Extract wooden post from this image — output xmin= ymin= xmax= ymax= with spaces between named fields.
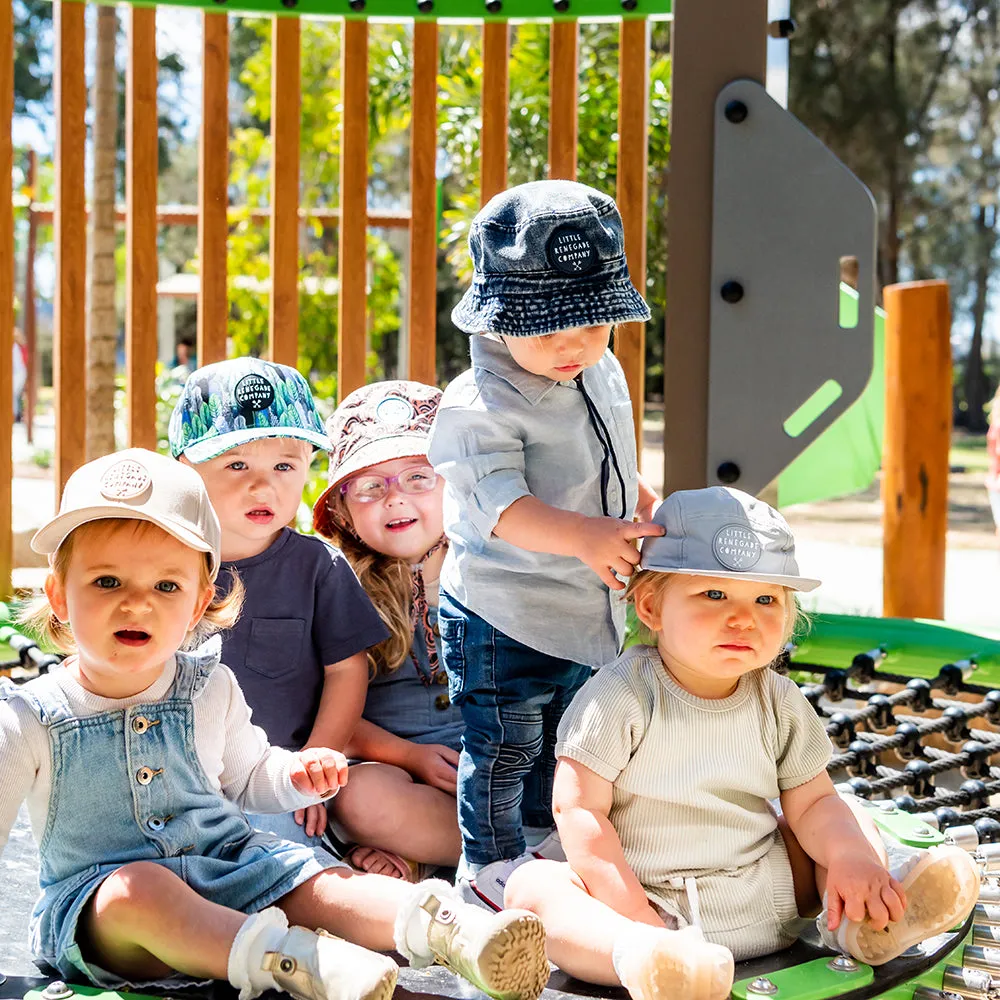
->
xmin=24 ymin=150 xmax=38 ymax=445
xmin=268 ymin=16 xmax=301 ymax=369
xmin=126 ymin=6 xmax=159 ymax=450
xmin=480 ymin=22 xmax=509 ymax=206
xmin=54 ymin=0 xmax=88 ymax=498
xmin=338 ymin=18 xmax=368 ymax=399
xmin=548 ymin=21 xmax=578 ymax=180
xmin=198 ymin=12 xmax=229 ymax=365
xmin=407 ymin=21 xmax=438 ymax=386
xmin=882 ymin=280 xmax=951 ymax=619
xmin=1 ymin=0 xmax=13 ymax=597
xmin=616 ymin=18 xmax=650 ymax=459
xmin=663 ymin=0 xmax=767 ymax=493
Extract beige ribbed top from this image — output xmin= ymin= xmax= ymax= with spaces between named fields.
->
xmin=555 ymin=645 xmax=831 ymax=888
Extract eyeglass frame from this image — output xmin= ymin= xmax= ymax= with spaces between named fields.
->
xmin=339 ymin=464 xmax=440 ymax=503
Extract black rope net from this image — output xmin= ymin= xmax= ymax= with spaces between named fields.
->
xmin=783 ymin=648 xmax=1000 ymax=842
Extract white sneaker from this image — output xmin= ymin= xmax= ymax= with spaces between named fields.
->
xmin=421 ymin=891 xmax=551 ymax=1000
xmin=818 ymin=844 xmax=980 ymax=966
xmin=530 ymin=830 xmax=566 ymax=863
xmin=458 ymin=854 xmax=536 ymax=911
xmin=263 ymin=926 xmax=398 ymax=1000
xmin=616 ymin=925 xmax=734 ymax=1000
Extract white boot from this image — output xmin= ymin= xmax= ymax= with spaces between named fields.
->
xmin=395 ymin=879 xmax=550 ymax=1000
xmin=817 ymin=844 xmax=980 ymax=966
xmin=229 ymin=907 xmax=398 ymax=1000
xmin=612 ymin=924 xmax=734 ymax=1000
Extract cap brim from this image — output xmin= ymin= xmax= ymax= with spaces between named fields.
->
xmin=32 ymin=507 xmax=221 ymax=580
xmin=313 ymin=433 xmax=432 ymax=538
xmin=638 ymin=565 xmax=821 ymax=593
xmin=452 ymin=278 xmax=651 ymax=337
xmin=179 ymin=426 xmax=332 ymax=464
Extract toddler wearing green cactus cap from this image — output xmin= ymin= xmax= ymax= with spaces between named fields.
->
xmin=169 ymin=358 xmax=390 ymax=849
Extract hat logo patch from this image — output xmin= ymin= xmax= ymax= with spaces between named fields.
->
xmin=100 ymin=459 xmax=153 ymax=501
xmin=712 ymin=524 xmax=762 ymax=571
xmin=546 ymin=226 xmax=599 ymax=275
xmin=234 ymin=373 xmax=275 ymax=412
xmin=375 ymin=396 xmax=416 ymax=427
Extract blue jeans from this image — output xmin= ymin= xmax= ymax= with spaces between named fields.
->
xmin=438 ymin=589 xmax=592 ymax=867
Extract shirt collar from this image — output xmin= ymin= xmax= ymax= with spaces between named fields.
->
xmin=470 ymin=335 xmax=569 ymax=405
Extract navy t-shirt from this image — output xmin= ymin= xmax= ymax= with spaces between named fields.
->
xmin=218 ymin=528 xmax=389 ymax=751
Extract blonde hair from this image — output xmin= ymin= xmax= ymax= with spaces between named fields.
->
xmin=20 ymin=519 xmax=243 ymax=653
xmin=316 ymin=489 xmax=413 ymax=675
xmin=626 ymin=570 xmax=802 ymax=653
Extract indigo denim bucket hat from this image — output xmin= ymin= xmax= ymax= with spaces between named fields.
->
xmin=313 ymin=380 xmax=441 ymax=539
xmin=451 ymin=180 xmax=651 ymax=337
xmin=639 ymin=487 xmax=821 ymax=592
xmin=168 ymin=357 xmax=331 ymax=463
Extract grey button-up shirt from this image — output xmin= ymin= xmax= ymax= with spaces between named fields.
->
xmin=427 ymin=336 xmax=639 ymax=667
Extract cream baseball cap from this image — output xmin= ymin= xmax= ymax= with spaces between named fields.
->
xmin=32 ymin=448 xmax=222 ymax=580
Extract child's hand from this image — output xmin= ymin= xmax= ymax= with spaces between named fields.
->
xmin=824 ymin=854 xmax=907 ymax=932
xmin=407 ymin=743 xmax=460 ymax=793
xmin=294 ymin=802 xmax=328 ymax=838
xmin=290 ymin=747 xmax=349 ymax=800
xmin=576 ymin=516 xmax=665 ymax=590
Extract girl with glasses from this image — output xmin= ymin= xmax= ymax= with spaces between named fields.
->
xmin=312 ymin=381 xmax=464 ymax=883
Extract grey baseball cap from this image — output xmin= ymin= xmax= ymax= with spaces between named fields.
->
xmin=639 ymin=486 xmax=821 ymax=592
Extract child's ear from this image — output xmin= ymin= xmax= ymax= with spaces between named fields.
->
xmin=632 ymin=584 xmax=662 ymax=634
xmin=189 ymin=584 xmax=215 ymax=632
xmin=44 ymin=572 xmax=68 ymax=623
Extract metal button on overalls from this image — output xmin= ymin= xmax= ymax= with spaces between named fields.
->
xmin=131 ymin=716 xmax=155 ymax=734
xmin=146 ymin=816 xmax=165 ymax=832
xmin=135 ymin=766 xmax=161 ymax=785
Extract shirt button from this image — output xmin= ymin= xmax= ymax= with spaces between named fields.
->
xmin=435 ymin=672 xmax=448 ymax=686
xmin=135 ymin=766 xmax=161 ymax=785
xmin=131 ymin=716 xmax=151 ymax=734
xmin=147 ymin=816 xmax=165 ymax=831
xmin=434 ymin=693 xmax=450 ymax=711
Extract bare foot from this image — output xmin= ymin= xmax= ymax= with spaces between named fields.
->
xmin=347 ymin=845 xmax=419 ymax=881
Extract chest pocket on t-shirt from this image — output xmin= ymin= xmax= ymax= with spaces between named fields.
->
xmin=245 ymin=618 xmax=306 ymax=677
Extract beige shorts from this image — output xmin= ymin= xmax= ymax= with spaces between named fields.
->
xmin=645 ymin=833 xmax=804 ymax=961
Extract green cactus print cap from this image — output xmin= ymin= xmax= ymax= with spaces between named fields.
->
xmin=168 ymin=357 xmax=331 ymax=463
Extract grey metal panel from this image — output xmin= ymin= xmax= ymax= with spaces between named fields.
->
xmin=707 ymin=79 xmax=877 ymax=495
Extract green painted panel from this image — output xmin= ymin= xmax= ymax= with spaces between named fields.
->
xmin=26 ymin=989 xmax=164 ymax=1000
xmin=732 ymin=957 xmax=873 ymax=1000
xmin=73 ymin=0 xmax=670 ymax=19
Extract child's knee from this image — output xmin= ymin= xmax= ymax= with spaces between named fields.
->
xmin=504 ymin=858 xmax=565 ymax=911
xmin=91 ymin=861 xmax=182 ymax=918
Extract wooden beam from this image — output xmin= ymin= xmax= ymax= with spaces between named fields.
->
xmin=548 ymin=20 xmax=578 ymax=180
xmin=616 ymin=18 xmax=650 ymax=458
xmin=126 ymin=6 xmax=159 ymax=451
xmin=198 ymin=12 xmax=229 ymax=366
xmin=663 ymin=0 xmax=767 ymax=493
xmin=24 ymin=151 xmax=38 ymax=446
xmin=1 ymin=0 xmax=13 ymax=596
xmin=882 ymin=280 xmax=951 ymax=620
xmin=268 ymin=17 xmax=301 ymax=369
xmin=54 ymin=0 xmax=87 ymax=498
xmin=480 ymin=22 xmax=509 ymax=206
xmin=338 ymin=18 xmax=368 ymax=400
xmin=408 ymin=20 xmax=438 ymax=386
xmin=30 ymin=204 xmax=412 ymax=229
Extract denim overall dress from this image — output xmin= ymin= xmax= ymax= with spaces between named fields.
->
xmin=0 ymin=639 xmax=339 ymax=987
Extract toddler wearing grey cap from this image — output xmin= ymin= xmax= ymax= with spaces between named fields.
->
xmin=427 ymin=180 xmax=663 ymax=907
xmin=505 ymin=487 xmax=980 ymax=1000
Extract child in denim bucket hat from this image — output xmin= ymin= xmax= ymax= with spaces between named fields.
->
xmin=169 ymin=358 xmax=390 ymax=849
xmin=311 ymin=380 xmax=464 ymax=882
xmin=427 ymin=180 xmax=664 ymax=908
xmin=505 ymin=487 xmax=979 ymax=1000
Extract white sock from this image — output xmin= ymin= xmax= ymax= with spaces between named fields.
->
xmin=456 ymin=855 xmax=484 ymax=881
xmin=523 ymin=826 xmax=551 ymax=849
xmin=228 ymin=907 xmax=289 ymax=1000
xmin=611 ymin=923 xmax=674 ymax=989
xmin=393 ymin=878 xmax=456 ymax=969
